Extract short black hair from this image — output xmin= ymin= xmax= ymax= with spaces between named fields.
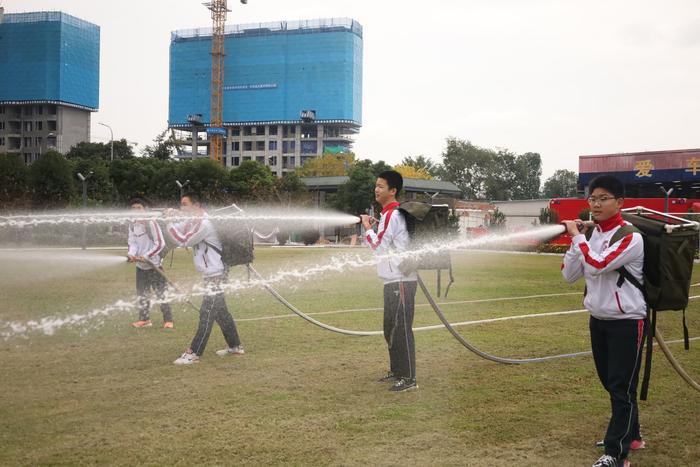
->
xmin=589 ymin=175 xmax=625 ymax=198
xmin=182 ymin=192 xmax=201 ymax=205
xmin=129 ymin=197 xmax=148 ymax=208
xmin=378 ymin=170 xmax=403 ymax=194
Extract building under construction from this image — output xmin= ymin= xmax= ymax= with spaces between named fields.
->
xmin=168 ymin=18 xmax=363 ymax=176
xmin=0 ymin=10 xmax=100 ymax=163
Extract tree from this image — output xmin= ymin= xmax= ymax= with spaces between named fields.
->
xmin=28 ymin=150 xmax=75 ymax=207
xmin=513 ymin=152 xmax=542 ymax=199
xmin=488 ymin=207 xmax=507 ymax=231
xmin=275 ymin=172 xmax=309 ymax=206
xmin=539 ymin=207 xmax=559 ymax=225
xmin=543 ymin=169 xmax=578 ymax=198
xmin=229 ymin=160 xmax=276 ymax=202
xmin=179 ymin=158 xmax=232 ymax=204
xmin=394 ymin=164 xmax=433 ymax=180
xmin=142 ymin=130 xmax=183 ymax=160
xmin=333 ymin=161 xmax=377 ymax=215
xmin=439 ymin=137 xmax=495 ymax=200
xmin=71 ymin=157 xmax=115 ymax=205
xmin=297 ymin=153 xmax=355 ymax=177
xmin=401 ymin=155 xmax=440 ymax=176
xmin=0 ymin=153 xmax=29 ymax=209
xmin=66 ymin=139 xmax=134 ymax=161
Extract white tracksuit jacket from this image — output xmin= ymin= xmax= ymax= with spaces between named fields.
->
xmin=127 ymin=220 xmax=166 ymax=270
xmin=364 ymin=201 xmax=417 ymax=284
xmin=167 ymin=215 xmax=225 ymax=278
xmin=562 ymin=213 xmax=646 ymax=320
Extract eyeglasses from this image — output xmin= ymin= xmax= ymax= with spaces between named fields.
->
xmin=587 ymin=196 xmax=617 ymax=204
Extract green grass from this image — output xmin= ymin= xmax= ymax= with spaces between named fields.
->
xmin=0 ymin=248 xmax=698 ymax=466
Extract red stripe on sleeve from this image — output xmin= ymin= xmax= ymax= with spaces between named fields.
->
xmin=579 ymin=233 xmax=633 ymax=269
xmin=147 ymin=221 xmax=163 ymax=257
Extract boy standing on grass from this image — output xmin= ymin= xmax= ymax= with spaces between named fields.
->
xmin=561 ymin=175 xmax=646 ymax=467
xmin=165 ymin=193 xmax=244 ymax=365
xmin=360 ymin=170 xmax=418 ymax=392
xmin=127 ymin=198 xmax=173 ymax=329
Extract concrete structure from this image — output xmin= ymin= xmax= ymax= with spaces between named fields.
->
xmin=0 ymin=10 xmax=100 ymax=163
xmin=492 ymin=199 xmax=549 ymax=229
xmin=579 ymin=148 xmax=700 ymax=198
xmin=168 ymin=18 xmax=362 ymax=176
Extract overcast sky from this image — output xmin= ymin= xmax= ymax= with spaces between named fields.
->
xmin=5 ymin=0 xmax=700 ymax=180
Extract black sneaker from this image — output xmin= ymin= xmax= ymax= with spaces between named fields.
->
xmin=377 ymin=371 xmax=397 ymax=383
xmin=389 ymin=377 xmax=418 ymax=392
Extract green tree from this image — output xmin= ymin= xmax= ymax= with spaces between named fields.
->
xmin=28 ymin=151 xmax=75 ymax=207
xmin=401 ymin=155 xmax=440 ymax=176
xmin=66 ymin=139 xmax=134 ymax=161
xmin=0 ymin=153 xmax=29 ymax=209
xmin=142 ymin=130 xmax=183 ymax=161
xmin=297 ymin=153 xmax=355 ymax=177
xmin=543 ymin=169 xmax=578 ymax=198
xmin=513 ymin=152 xmax=542 ymax=199
xmin=488 ymin=207 xmax=507 ymax=231
xmin=275 ymin=172 xmax=309 ymax=206
xmin=539 ymin=207 xmax=559 ymax=224
xmin=229 ymin=160 xmax=276 ymax=202
xmin=179 ymin=159 xmax=232 ymax=204
xmin=439 ymin=137 xmax=495 ymax=200
xmin=333 ymin=161 xmax=377 ymax=215
xmin=72 ymin=157 xmax=115 ymax=205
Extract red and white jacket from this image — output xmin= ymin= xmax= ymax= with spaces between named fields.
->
xmin=562 ymin=213 xmax=646 ymax=320
xmin=364 ymin=201 xmax=417 ymax=284
xmin=127 ymin=220 xmax=166 ymax=270
xmin=167 ymin=215 xmax=225 ymax=278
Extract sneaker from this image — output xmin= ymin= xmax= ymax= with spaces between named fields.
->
xmin=215 ymin=345 xmax=245 ymax=357
xmin=131 ymin=320 xmax=153 ymax=328
xmin=596 ymin=439 xmax=645 ymax=450
xmin=173 ymin=351 xmax=200 ymax=365
xmin=389 ymin=377 xmax=418 ymax=392
xmin=163 ymin=322 xmax=174 ymax=329
xmin=592 ymin=455 xmax=630 ymax=467
xmin=377 ymin=371 xmax=397 ymax=383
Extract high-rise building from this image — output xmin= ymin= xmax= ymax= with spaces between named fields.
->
xmin=168 ymin=18 xmax=362 ymax=176
xmin=0 ymin=9 xmax=100 ymax=164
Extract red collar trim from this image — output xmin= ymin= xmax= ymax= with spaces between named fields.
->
xmin=381 ymin=201 xmax=400 ymax=215
xmin=595 ymin=213 xmax=624 ymax=232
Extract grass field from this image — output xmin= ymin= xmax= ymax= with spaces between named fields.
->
xmin=0 ymin=247 xmax=698 ymax=466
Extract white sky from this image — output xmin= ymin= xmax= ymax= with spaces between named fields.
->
xmin=5 ymin=0 xmax=700 ymax=180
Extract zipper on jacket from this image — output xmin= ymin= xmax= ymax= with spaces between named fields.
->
xmin=614 ymin=291 xmax=625 ymax=313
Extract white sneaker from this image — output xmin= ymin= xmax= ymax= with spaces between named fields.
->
xmin=173 ymin=351 xmax=200 ymax=365
xmin=215 ymin=345 xmax=245 ymax=356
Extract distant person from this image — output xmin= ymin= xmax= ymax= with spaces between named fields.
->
xmin=561 ymin=175 xmax=646 ymax=467
xmin=127 ymin=198 xmax=173 ymax=329
xmin=165 ymin=193 xmax=244 ymax=365
xmin=360 ymin=170 xmax=418 ymax=392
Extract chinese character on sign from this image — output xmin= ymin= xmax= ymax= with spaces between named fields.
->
xmin=634 ymin=160 xmax=654 ymax=177
xmin=686 ymin=158 xmax=700 ymax=176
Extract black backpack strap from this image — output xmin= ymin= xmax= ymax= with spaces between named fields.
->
xmin=640 ymin=308 xmax=655 ymax=401
xmin=683 ymin=309 xmax=690 ymax=350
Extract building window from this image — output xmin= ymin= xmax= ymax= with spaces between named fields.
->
xmin=0 ymin=122 xmax=4 ymax=130
xmin=243 ymin=141 xmax=252 ymax=151
xmin=232 ymin=127 xmax=240 ymax=136
xmin=24 ymin=121 xmax=33 ymax=132
xmin=48 ymin=105 xmax=57 ymax=115
xmin=35 ymin=137 xmax=42 ymax=147
xmin=0 ymin=106 xmax=5 ymax=114
xmin=255 ymin=126 xmax=265 ymax=135
xmin=256 ymin=141 xmax=265 ymax=151
xmin=36 ymin=121 xmax=43 ymax=131
xmin=36 ymin=106 xmax=43 ymax=115
xmin=269 ymin=125 xmax=277 ymax=135
xmin=47 ymin=120 xmax=57 ymax=131
xmin=269 ymin=141 xmax=277 ymax=151
xmin=232 ymin=141 xmax=240 ymax=151
xmin=23 ymin=137 xmax=32 ymax=147
xmin=0 ymin=137 xmax=5 ymax=146
xmin=282 ymin=141 xmax=296 ymax=153
xmin=23 ymin=107 xmax=33 ymax=116
xmin=24 ymin=153 xmax=32 ymax=164
xmin=244 ymin=127 xmax=253 ymax=136
xmin=233 ymin=157 xmax=240 ymax=166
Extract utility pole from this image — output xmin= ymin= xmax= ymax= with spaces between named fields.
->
xmin=98 ymin=122 xmax=114 ymax=162
xmin=175 ymin=179 xmax=190 ymax=199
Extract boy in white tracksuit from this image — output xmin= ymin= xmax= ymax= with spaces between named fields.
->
xmin=361 ymin=170 xmax=418 ymax=392
xmin=127 ymin=198 xmax=173 ymax=328
xmin=562 ymin=175 xmax=646 ymax=467
xmin=165 ymin=194 xmax=244 ymax=365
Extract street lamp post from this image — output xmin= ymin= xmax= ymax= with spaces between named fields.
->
xmin=98 ymin=122 xmax=114 ymax=162
xmin=77 ymin=171 xmax=93 ymax=249
xmin=175 ymin=179 xmax=190 ymax=199
xmin=659 ymin=186 xmax=674 ymax=213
